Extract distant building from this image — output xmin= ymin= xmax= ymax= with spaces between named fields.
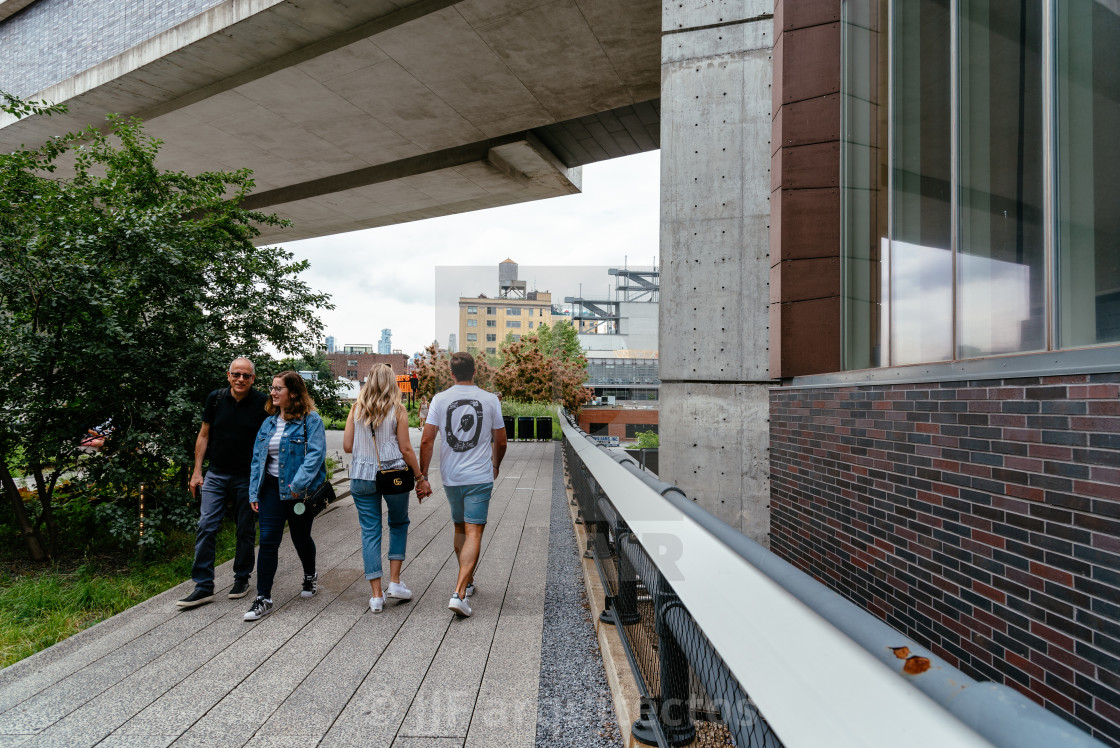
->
xmin=569 ymin=266 xmax=660 ymax=401
xmin=324 ymin=335 xmax=336 ymax=354
xmin=448 ymin=334 xmax=457 ymax=353
xmin=458 ymin=259 xmax=554 ymax=357
xmin=342 ymin=343 xmax=374 ymax=354
xmin=378 ymin=329 xmax=392 ymax=355
xmin=335 ymin=377 xmax=362 ymax=403
xmin=577 ymin=403 xmax=658 ymax=441
xmin=325 ymin=352 xmax=409 ymax=381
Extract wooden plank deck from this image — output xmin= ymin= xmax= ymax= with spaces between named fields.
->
xmin=0 ymin=439 xmax=558 ymax=748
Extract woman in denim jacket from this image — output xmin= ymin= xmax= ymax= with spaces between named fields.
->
xmin=244 ymin=370 xmax=327 ymax=621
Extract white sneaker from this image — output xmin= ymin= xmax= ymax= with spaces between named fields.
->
xmin=465 ymin=582 xmax=475 ymax=598
xmin=386 ymin=581 xmax=412 ymax=600
xmin=244 ymin=596 xmax=273 ymax=621
xmin=369 ymin=596 xmax=384 ymax=614
xmin=448 ymin=593 xmax=472 ymax=618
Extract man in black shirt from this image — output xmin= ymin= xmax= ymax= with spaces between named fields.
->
xmin=177 ymin=358 xmax=269 ymax=608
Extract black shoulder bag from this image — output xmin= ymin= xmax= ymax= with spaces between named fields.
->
xmin=373 ymin=416 xmax=415 ymax=495
xmin=293 ymin=416 xmax=336 ymax=518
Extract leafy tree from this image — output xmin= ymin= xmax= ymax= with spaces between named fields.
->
xmin=0 ymin=93 xmax=332 ymax=561
xmin=533 ymin=320 xmax=582 ymax=361
xmin=259 ymin=350 xmax=346 ymax=422
xmin=493 ymin=331 xmax=592 ymax=412
xmin=415 ymin=343 xmax=494 ymax=402
xmin=635 ymin=430 xmax=659 ymax=449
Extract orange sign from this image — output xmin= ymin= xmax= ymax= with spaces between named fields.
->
xmin=396 ymin=374 xmax=411 ymax=393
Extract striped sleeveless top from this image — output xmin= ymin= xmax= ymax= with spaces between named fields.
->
xmin=350 ymin=410 xmax=406 ymax=480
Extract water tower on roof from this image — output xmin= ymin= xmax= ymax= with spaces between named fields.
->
xmin=498 ymin=258 xmax=526 ymax=299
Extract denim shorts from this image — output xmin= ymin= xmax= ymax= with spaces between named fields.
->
xmin=444 ymin=483 xmax=493 ymax=525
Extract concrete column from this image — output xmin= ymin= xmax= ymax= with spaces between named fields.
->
xmin=659 ymin=2 xmax=775 ymax=544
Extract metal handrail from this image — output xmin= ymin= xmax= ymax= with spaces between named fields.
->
xmin=559 ymin=409 xmax=1106 ymax=748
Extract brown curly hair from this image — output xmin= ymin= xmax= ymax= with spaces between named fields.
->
xmin=265 ymin=370 xmax=316 ymax=420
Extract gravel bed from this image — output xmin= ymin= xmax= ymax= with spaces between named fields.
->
xmin=535 ymin=445 xmax=622 ymax=747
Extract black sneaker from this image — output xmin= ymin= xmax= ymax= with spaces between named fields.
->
xmin=243 ymin=596 xmax=272 ymax=621
xmin=301 ymin=572 xmax=318 ymax=598
xmin=228 ymin=580 xmax=251 ymax=599
xmin=176 ymin=589 xmax=214 ymax=608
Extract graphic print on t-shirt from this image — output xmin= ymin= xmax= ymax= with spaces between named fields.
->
xmin=444 ymin=399 xmax=484 ymax=452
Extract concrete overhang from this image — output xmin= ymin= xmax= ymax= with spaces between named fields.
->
xmin=0 ymin=0 xmax=660 ymax=242
xmin=0 ymin=0 xmax=37 ymax=24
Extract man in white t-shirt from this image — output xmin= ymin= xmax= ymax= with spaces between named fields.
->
xmin=420 ymin=352 xmax=506 ymax=618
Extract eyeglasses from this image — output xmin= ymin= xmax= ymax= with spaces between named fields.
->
xmin=228 ymin=372 xmax=254 ymax=379
xmin=269 ymin=386 xmax=287 ymax=392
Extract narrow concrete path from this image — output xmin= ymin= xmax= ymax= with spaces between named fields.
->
xmin=0 ymin=438 xmax=561 ymax=747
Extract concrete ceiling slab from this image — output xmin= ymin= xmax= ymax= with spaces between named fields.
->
xmin=0 ymin=0 xmax=660 ymax=242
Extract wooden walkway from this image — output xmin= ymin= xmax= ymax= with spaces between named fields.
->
xmin=0 ymin=440 xmax=558 ymax=747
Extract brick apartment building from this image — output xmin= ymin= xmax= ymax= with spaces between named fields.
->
xmin=325 ymin=353 xmax=409 ymax=382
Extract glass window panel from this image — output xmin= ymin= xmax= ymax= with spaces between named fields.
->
xmin=957 ymin=0 xmax=1045 ymax=357
xmin=841 ymin=0 xmax=888 ymax=370
xmin=890 ymin=0 xmax=954 ymax=364
xmin=1056 ymin=0 xmax=1120 ymax=347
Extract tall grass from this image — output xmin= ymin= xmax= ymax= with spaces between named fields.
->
xmin=0 ymin=522 xmax=239 ymax=668
xmin=499 ymin=401 xmax=562 ymax=440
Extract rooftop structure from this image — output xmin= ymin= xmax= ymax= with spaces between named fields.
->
xmin=458 ymin=261 xmax=553 ymax=357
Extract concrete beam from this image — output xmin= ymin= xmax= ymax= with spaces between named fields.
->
xmin=246 ymin=133 xmax=581 ymax=243
xmin=0 ymin=0 xmax=36 ymax=24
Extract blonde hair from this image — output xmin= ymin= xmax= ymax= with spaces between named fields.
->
xmin=352 ymin=364 xmax=402 ymax=427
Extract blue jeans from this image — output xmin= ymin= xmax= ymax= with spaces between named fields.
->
xmin=191 ymin=472 xmax=256 ymax=594
xmin=350 ymin=478 xmax=410 ymax=580
xmin=255 ymin=474 xmax=316 ymax=599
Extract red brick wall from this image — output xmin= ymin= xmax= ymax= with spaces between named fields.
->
xmin=325 ymin=353 xmax=409 ymax=380
xmin=770 ymin=374 xmax=1120 ymax=745
xmin=577 ymin=408 xmax=658 ymax=439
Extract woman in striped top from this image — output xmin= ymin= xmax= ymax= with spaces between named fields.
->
xmin=343 ymin=364 xmax=429 ymax=613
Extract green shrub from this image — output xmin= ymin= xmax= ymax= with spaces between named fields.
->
xmin=0 ymin=519 xmax=239 ymax=667
xmin=322 ymin=415 xmax=347 ymax=430
xmin=499 ymin=401 xmax=562 ymax=440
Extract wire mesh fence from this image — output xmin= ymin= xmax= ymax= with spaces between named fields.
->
xmin=563 ymin=425 xmax=783 ymax=748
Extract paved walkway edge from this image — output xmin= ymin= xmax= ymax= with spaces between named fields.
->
xmin=562 ymin=455 xmax=642 ymax=748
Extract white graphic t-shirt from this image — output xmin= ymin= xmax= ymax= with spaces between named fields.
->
xmin=426 ymin=384 xmax=503 ymax=486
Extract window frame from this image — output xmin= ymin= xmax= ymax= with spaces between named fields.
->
xmin=840 ymin=0 xmax=1120 ymax=372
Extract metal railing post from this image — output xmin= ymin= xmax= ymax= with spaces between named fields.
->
xmin=590 ymin=494 xmax=612 ymax=560
xmin=654 ymin=585 xmax=696 ymax=745
xmin=610 ymin=531 xmax=641 ymax=626
xmin=631 ymin=570 xmax=696 ymax=746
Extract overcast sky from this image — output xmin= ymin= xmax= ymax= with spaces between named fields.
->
xmin=279 ymin=150 xmax=660 ymax=357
